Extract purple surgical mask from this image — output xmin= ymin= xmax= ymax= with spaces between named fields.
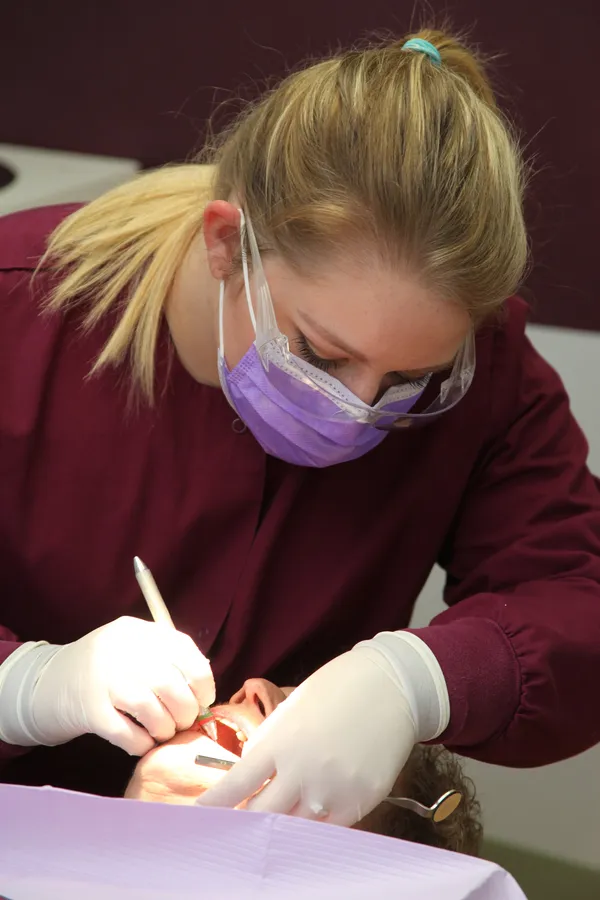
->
xmin=217 ymin=212 xmax=425 ymax=467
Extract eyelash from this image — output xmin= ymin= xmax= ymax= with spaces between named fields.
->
xmin=293 ymin=332 xmax=431 ymax=387
xmin=293 ymin=334 xmax=341 ymax=373
xmin=399 ymin=372 xmax=431 ymax=389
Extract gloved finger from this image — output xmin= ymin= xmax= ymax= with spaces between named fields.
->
xmin=161 ymin=630 xmax=216 ymax=708
xmin=111 ymin=684 xmax=177 ymax=744
xmin=152 ymin=668 xmax=200 ymax=732
xmin=195 ymin=750 xmax=275 ymax=809
xmin=95 ymin=704 xmax=157 ymax=756
xmin=291 ymin=795 xmax=355 ymax=826
xmin=243 ymin=775 xmax=301 ymax=816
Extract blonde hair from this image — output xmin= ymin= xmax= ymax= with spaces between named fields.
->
xmin=42 ymin=28 xmax=528 ymax=401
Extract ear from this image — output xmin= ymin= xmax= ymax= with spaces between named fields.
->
xmin=202 ymin=201 xmax=241 ymax=281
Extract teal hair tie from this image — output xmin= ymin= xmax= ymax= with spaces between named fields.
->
xmin=402 ymin=38 xmax=442 ymax=67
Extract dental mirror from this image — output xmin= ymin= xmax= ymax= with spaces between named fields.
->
xmin=385 ymin=789 xmax=462 ymax=822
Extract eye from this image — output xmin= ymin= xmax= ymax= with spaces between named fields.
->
xmin=293 ymin=333 xmax=341 ymax=373
xmin=390 ymin=372 xmax=431 ymax=388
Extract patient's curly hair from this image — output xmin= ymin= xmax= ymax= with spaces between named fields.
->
xmin=364 ymin=746 xmax=483 ymax=855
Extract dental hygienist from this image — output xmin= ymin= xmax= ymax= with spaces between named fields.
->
xmin=1 ymin=29 xmax=600 ymax=826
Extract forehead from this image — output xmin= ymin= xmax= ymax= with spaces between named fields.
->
xmin=263 ymin=253 xmax=471 ymax=369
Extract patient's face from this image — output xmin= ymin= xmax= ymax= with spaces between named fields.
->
xmin=125 ymin=678 xmax=404 ymax=833
xmin=125 ymin=679 xmax=288 ymax=802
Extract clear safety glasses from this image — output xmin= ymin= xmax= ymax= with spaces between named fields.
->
xmin=241 ymin=212 xmax=476 ymax=430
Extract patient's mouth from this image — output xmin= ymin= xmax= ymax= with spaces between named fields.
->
xmin=200 ymin=706 xmax=254 ymax=756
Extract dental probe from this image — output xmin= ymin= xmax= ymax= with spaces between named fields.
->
xmin=133 ymin=556 xmax=217 ymax=740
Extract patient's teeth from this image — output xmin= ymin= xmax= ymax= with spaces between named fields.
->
xmin=236 ymin=730 xmax=247 ymax=743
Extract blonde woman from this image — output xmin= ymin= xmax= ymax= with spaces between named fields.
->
xmin=0 ymin=31 xmax=599 ymax=826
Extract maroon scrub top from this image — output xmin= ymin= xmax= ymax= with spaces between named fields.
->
xmin=1 ymin=205 xmax=600 ymax=797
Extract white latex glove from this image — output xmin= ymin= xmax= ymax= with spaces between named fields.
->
xmin=195 ymin=633 xmax=449 ymax=826
xmin=0 ymin=616 xmax=215 ymax=756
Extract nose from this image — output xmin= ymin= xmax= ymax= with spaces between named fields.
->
xmin=340 ymin=370 xmax=387 ymax=406
xmin=229 ymin=679 xmax=278 ymax=720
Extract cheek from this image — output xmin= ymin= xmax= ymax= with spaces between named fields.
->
xmin=222 ymin=287 xmax=256 ymax=368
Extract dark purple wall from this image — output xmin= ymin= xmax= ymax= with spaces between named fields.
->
xmin=1 ymin=2 xmax=597 ymax=329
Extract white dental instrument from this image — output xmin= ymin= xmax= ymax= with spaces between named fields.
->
xmin=133 ymin=556 xmax=217 ymax=740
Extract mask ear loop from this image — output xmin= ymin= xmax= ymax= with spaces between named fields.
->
xmin=238 ymin=210 xmax=257 ymax=333
xmin=218 ymin=280 xmax=226 ymax=358
xmin=218 ymin=209 xmax=257 ymax=360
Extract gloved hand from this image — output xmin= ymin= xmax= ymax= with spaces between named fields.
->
xmin=0 ymin=616 xmax=215 ymax=756
xmin=196 ymin=633 xmax=449 ymax=826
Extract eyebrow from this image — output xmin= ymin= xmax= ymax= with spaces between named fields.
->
xmin=296 ymin=310 xmax=456 ymax=375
